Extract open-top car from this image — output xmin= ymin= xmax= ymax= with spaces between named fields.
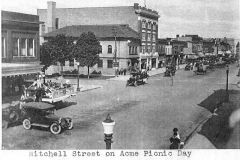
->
xmin=21 ymin=102 xmax=73 ymax=134
xmin=126 ymin=71 xmax=149 ymax=87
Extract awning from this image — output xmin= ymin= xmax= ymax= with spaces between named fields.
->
xmin=2 ymin=62 xmax=43 ymax=77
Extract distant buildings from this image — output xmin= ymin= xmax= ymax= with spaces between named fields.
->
xmin=1 ymin=10 xmax=43 ymax=97
xmin=38 ymin=1 xmax=160 ymax=74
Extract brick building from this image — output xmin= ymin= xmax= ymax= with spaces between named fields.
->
xmin=1 ymin=11 xmax=43 ymax=97
xmin=37 ymin=1 xmax=160 ymax=71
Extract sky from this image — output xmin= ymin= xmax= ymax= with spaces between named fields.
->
xmin=1 ymin=0 xmax=240 ymax=40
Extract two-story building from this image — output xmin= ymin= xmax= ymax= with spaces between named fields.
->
xmin=37 ymin=1 xmax=160 ymax=71
xmin=42 ymin=24 xmax=141 ymax=75
xmin=1 ymin=11 xmax=43 ymax=97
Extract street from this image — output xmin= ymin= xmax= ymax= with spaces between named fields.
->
xmin=2 ymin=65 xmax=240 ymax=149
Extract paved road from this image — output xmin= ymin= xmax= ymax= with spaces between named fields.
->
xmin=2 ymin=64 xmax=239 ymax=149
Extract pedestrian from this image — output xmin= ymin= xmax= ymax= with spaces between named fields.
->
xmin=169 ymin=128 xmax=181 ymax=149
xmin=123 ymin=68 xmax=127 ymax=75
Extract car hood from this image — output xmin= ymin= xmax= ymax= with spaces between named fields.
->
xmin=46 ymin=114 xmax=62 ymax=121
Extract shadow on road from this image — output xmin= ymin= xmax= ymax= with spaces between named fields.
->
xmin=55 ymin=101 xmax=77 ymax=110
xmin=198 ymin=89 xmax=240 ymax=148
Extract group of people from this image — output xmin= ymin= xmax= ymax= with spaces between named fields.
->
xmin=116 ymin=68 xmax=127 ymax=76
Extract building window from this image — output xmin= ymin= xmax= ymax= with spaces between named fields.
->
xmin=135 ymin=47 xmax=138 ymax=54
xmin=69 ymin=59 xmax=74 ymax=66
xmin=148 ymin=22 xmax=152 ymax=29
xmin=55 ymin=18 xmax=59 ymax=29
xmin=100 ymin=45 xmax=102 ymax=54
xmin=147 ymin=45 xmax=151 ymax=53
xmin=20 ymin=38 xmax=27 ymax=56
xmin=147 ymin=33 xmax=151 ymax=41
xmin=142 ymin=33 xmax=146 ymax=41
xmin=129 ymin=46 xmax=132 ymax=54
xmin=98 ymin=59 xmax=103 ymax=68
xmin=42 ymin=24 xmax=45 ymax=34
xmin=108 ymin=45 xmax=112 ymax=53
xmin=153 ymin=23 xmax=156 ymax=30
xmin=107 ymin=60 xmax=113 ymax=68
xmin=142 ymin=21 xmax=146 ymax=28
xmin=13 ymin=38 xmax=19 ymax=56
xmin=2 ymin=37 xmax=6 ymax=58
xmin=142 ymin=46 xmax=146 ymax=54
xmin=152 ymin=33 xmax=156 ymax=41
xmin=152 ymin=46 xmax=156 ymax=53
xmin=28 ymin=38 xmax=34 ymax=57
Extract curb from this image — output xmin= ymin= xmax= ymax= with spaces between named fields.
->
xmin=75 ymin=86 xmax=102 ymax=93
xmin=182 ymin=114 xmax=213 ymax=148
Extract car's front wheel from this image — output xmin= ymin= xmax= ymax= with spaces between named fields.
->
xmin=50 ymin=123 xmax=62 ymax=134
xmin=23 ymin=119 xmax=32 ymax=130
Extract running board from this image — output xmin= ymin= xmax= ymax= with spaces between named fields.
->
xmin=31 ymin=123 xmax=49 ymax=128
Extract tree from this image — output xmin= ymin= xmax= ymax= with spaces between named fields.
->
xmin=73 ymin=32 xmax=101 ymax=79
xmin=40 ymin=34 xmax=74 ymax=75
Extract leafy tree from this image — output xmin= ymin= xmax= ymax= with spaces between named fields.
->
xmin=40 ymin=34 xmax=74 ymax=75
xmin=73 ymin=32 xmax=101 ymax=79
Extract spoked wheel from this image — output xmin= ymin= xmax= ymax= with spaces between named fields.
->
xmin=9 ymin=111 xmax=19 ymax=123
xmin=2 ymin=120 xmax=9 ymax=129
xmin=50 ymin=123 xmax=62 ymax=134
xmin=23 ymin=119 xmax=32 ymax=130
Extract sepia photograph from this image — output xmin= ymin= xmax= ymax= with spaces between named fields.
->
xmin=1 ymin=0 xmax=240 ymax=159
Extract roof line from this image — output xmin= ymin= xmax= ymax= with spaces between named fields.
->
xmin=38 ymin=5 xmax=133 ymax=10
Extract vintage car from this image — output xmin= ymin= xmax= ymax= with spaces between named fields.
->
xmin=21 ymin=102 xmax=73 ymax=134
xmin=164 ymin=65 xmax=176 ymax=77
xmin=193 ymin=65 xmax=208 ymax=75
xmin=126 ymin=71 xmax=149 ymax=87
xmin=2 ymin=101 xmax=22 ymax=129
xmin=184 ymin=64 xmax=193 ymax=71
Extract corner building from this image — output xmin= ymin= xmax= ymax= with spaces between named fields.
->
xmin=38 ymin=2 xmax=160 ymax=70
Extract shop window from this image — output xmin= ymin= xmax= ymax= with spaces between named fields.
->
xmin=20 ymin=38 xmax=27 ymax=56
xmin=107 ymin=60 xmax=113 ymax=68
xmin=28 ymin=38 xmax=34 ymax=57
xmin=98 ymin=59 xmax=103 ymax=68
xmin=13 ymin=38 xmax=19 ymax=56
xmin=69 ymin=59 xmax=74 ymax=66
xmin=2 ymin=37 xmax=6 ymax=58
xmin=108 ymin=45 xmax=112 ymax=53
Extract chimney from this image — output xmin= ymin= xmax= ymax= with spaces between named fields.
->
xmin=47 ymin=1 xmax=56 ymax=32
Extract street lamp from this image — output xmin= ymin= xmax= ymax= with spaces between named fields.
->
xmin=225 ymin=65 xmax=229 ymax=102
xmin=76 ymin=62 xmax=80 ymax=92
xmin=112 ymin=27 xmax=117 ymax=77
xmin=102 ymin=113 xmax=115 ymax=149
